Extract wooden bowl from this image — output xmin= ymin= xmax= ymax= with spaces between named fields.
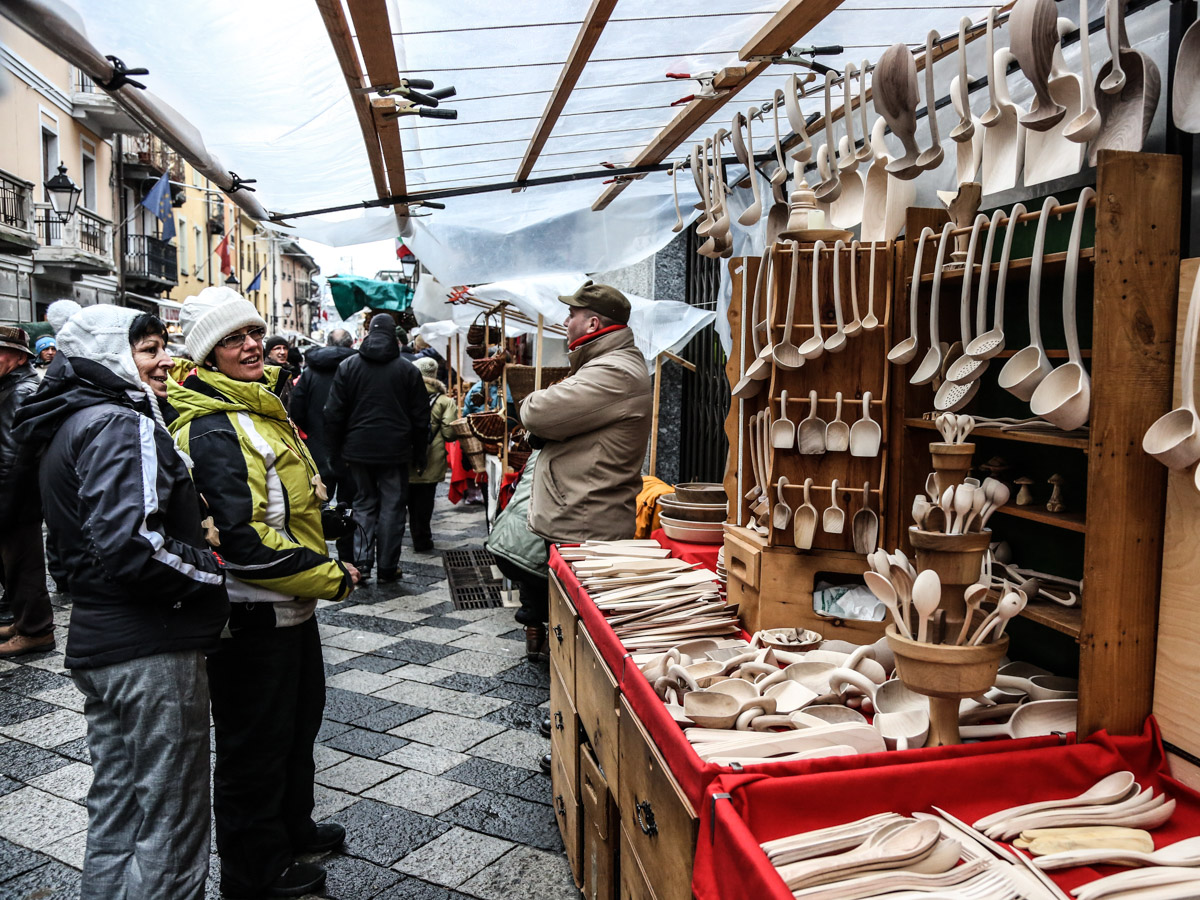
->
xmin=757 ymin=628 xmax=822 ymax=652
xmin=674 ymin=482 xmax=728 ymax=504
xmin=658 ymin=493 xmax=728 ymax=523
xmin=658 ymin=515 xmax=724 ymax=544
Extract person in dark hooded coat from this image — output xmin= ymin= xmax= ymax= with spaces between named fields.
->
xmin=324 ymin=314 xmax=429 ymax=582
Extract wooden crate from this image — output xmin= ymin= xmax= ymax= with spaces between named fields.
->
xmin=617 ymin=695 xmax=697 ymax=900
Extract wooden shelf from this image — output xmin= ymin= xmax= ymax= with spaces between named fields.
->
xmin=913 ymin=247 xmax=1095 ymax=284
xmin=983 ymin=595 xmax=1082 ymax=639
xmin=904 ymin=417 xmax=1090 ymax=450
xmin=992 ymin=504 xmax=1087 ymax=533
xmin=995 ymin=349 xmax=1092 ymax=359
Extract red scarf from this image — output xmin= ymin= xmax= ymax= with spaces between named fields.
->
xmin=568 ymin=323 xmax=627 ymax=352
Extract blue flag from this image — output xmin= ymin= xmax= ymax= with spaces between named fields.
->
xmin=141 ymin=172 xmax=175 ymax=242
xmin=247 ymin=267 xmax=264 ymax=292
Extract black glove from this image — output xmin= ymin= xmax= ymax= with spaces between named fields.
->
xmin=321 ymin=503 xmax=355 ymax=540
xmin=527 ymin=432 xmax=548 ymax=450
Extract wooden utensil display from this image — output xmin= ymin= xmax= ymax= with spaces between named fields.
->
xmin=763 ymin=241 xmax=894 ymax=554
xmin=1089 ymin=0 xmax=1161 ymax=165
xmin=1023 ymin=17 xmax=1086 ymax=186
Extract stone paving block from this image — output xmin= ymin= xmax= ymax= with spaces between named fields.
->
xmin=28 ymin=762 xmax=92 ymax=803
xmin=372 ymin=639 xmax=460 ymax=666
xmin=434 ymin=673 xmax=502 ymax=695
xmin=373 ymin=682 xmax=508 ymax=718
xmin=481 ymin=701 xmax=543 ymax=734
xmin=402 ymin=626 xmax=470 ymax=646
xmin=316 ymin=719 xmax=353 ymax=743
xmin=506 ymin=771 xmax=552 ymax=807
xmin=443 ymin=757 xmax=538 ymax=797
xmin=42 ymin=828 xmax=87 ymax=870
xmin=324 ymin=727 xmax=410 ymax=761
xmin=22 ymin=654 xmax=68 ymax=675
xmin=351 ymin=703 xmax=428 ymax=734
xmin=0 ymin=835 xmax=51 ymax=880
xmin=379 ymin=742 xmax=468 ymax=776
xmin=440 ymin=606 xmax=505 ymax=623
xmin=467 ymin=730 xmax=549 ymax=772
xmin=498 ymin=663 xmax=552 ymax=689
xmin=365 ymin=769 xmax=479 ymax=817
xmin=334 ymin=798 xmax=449 ymax=867
xmin=441 ymin=790 xmax=563 ymax=852
xmin=0 ymin=740 xmax=73 ymax=780
xmin=0 ymin=708 xmax=87 ymax=748
xmin=0 ymin=774 xmax=22 ymax=796
xmin=484 ymin=681 xmax=549 ymax=706
xmin=427 ymin=650 xmax=521 ymax=679
xmin=0 ymin=692 xmax=57 ymax=727
xmin=322 ymin=852 xmax=405 ymax=898
xmin=322 ymin=687 xmax=394 ymax=724
xmin=320 ymin=646 xmax=363 ymax=666
xmin=372 ymin=874 xmax=474 ymax=900
xmin=0 ymin=787 xmax=86 ymax=849
xmin=0 ymin=667 xmax=69 ymax=698
xmin=447 ymin=633 xmax=524 ymax=658
xmin=457 ymin=845 xmax=578 ymax=900
xmin=386 ymin=664 xmax=456 ymax=685
xmin=317 ymin=623 xmax=349 ymax=640
xmin=314 ymin=757 xmax=402 ymax=794
xmin=338 ymin=654 xmax=405 ymax=676
xmin=0 ymin=859 xmax=83 ymax=899
xmin=30 ymin=684 xmax=85 ymax=713
xmin=457 ymin=614 xmax=520 ymax=637
xmin=390 ymin=713 xmax=504 ymax=753
xmin=50 ymin=737 xmax=89 ymax=764
xmin=497 ymin=628 xmax=527 ymax=643
xmin=323 ymin=629 xmax=403 ymax=654
xmin=325 ymin=668 xmax=403 ymax=696
xmin=393 ymin=825 xmax=514 ymax=888
xmin=313 ymin=744 xmax=350 ymax=773
xmin=312 ymin=784 xmax=359 ymax=822
xmin=375 ymin=608 xmax=434 ymax=623
xmin=333 ymin=614 xmax=415 ymax=637
xmin=419 ymin=616 xmax=470 ymax=630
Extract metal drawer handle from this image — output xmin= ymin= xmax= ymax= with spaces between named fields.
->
xmin=554 ymin=711 xmax=564 ymax=731
xmin=635 ymin=799 xmax=658 ymax=837
xmin=555 ymin=795 xmax=566 ymax=819
xmin=554 ymin=624 xmax=564 ymax=643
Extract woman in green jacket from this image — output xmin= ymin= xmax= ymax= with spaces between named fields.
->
xmin=406 ymin=356 xmax=458 ymax=552
xmin=169 ymin=287 xmax=357 ymax=900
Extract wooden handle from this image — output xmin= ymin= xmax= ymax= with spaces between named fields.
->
xmin=907 ymin=228 xmax=933 ymax=341
xmin=1079 ymin=0 xmax=1096 ymax=110
xmin=858 ymin=60 xmax=872 ymax=153
xmin=975 ymin=209 xmax=1005 ymax=335
xmin=985 ymin=8 xmax=1001 ymax=115
xmin=1026 ymin=195 xmax=1060 ymax=348
xmin=1062 ymin=188 xmax=1095 ymax=365
xmin=1182 ymin=258 xmax=1200 ymax=413
xmin=956 ymin=17 xmax=972 ymax=128
xmin=772 ymin=89 xmax=788 ymax=170
xmin=784 ymin=239 xmax=801 ymax=333
xmin=810 ymin=240 xmax=825 ymax=331
xmin=830 ymin=478 xmax=842 ymax=512
xmin=960 ymin=215 xmax=989 ymax=342
xmin=831 ymin=241 xmax=846 ymax=331
xmin=923 ymin=30 xmax=942 ymax=146
xmin=823 ymin=71 xmax=838 ymax=168
xmin=842 ymin=63 xmax=857 ymax=147
xmin=785 ymin=73 xmax=814 ymax=160
xmin=992 ymin=201 xmax=1026 ymax=330
xmin=862 ymin=391 xmax=874 ymax=423
xmin=929 ymin=222 xmax=956 ymax=347
xmin=1104 ymin=0 xmax=1127 ymax=87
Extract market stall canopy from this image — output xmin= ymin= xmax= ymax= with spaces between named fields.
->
xmin=11 ymin=0 xmax=1003 ymax=286
xmin=327 ymin=274 xmax=414 ymax=320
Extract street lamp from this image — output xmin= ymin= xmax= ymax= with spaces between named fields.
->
xmin=399 ymin=252 xmax=419 ymax=285
xmin=225 ymin=273 xmax=239 ymax=287
xmin=44 ymin=163 xmax=82 ymax=223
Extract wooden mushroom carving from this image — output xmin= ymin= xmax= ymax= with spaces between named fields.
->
xmin=1046 ymin=474 xmax=1066 ymax=512
xmin=1015 ymin=476 xmax=1035 ymax=506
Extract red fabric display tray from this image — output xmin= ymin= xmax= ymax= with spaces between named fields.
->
xmin=693 ymin=718 xmax=1196 ymax=900
xmin=650 ymin=527 xmax=721 ymax=571
xmin=548 ymin=543 xmax=1063 ymax=810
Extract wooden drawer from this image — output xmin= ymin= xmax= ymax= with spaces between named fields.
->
xmin=576 ymin=626 xmax=620 ymax=788
xmin=549 ymin=656 xmax=579 ymax=797
xmin=580 ymin=743 xmax=616 ymax=900
xmin=619 ymin=824 xmax=657 ymax=900
xmin=549 ymin=571 xmax=578 ymax=689
xmin=617 ymin=696 xmax=697 ymax=900
xmin=551 ymin=735 xmax=582 ymax=888
xmin=723 ymin=527 xmax=762 ymax=591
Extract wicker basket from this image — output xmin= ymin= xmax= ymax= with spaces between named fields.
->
xmin=472 ymin=350 xmax=507 ymax=383
xmin=450 ymin=418 xmax=475 ymax=439
xmin=508 ymin=449 xmax=532 ymax=470
xmin=467 ymin=410 xmax=506 ymax=441
xmin=507 ymin=365 xmax=572 ymax=402
xmin=467 ymin=310 xmax=501 ymax=346
xmin=459 ymin=435 xmax=484 ymax=455
xmin=464 ymin=450 xmax=487 ymax=473
xmin=465 ymin=344 xmax=487 ymax=360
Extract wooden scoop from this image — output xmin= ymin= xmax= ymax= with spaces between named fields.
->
xmin=851 ymin=481 xmax=879 ymax=554
xmin=1174 ymin=19 xmax=1200 ymax=133
xmin=798 ymin=389 xmax=827 ymax=455
xmin=772 ymin=478 xmax=793 ymax=531
xmin=1011 ymin=0 xmax=1068 ymax=131
xmin=793 ymin=478 xmax=819 ymax=550
xmin=981 ymin=43 xmax=1027 ymax=195
xmin=1023 ymin=17 xmax=1086 ymax=186
xmin=822 ymin=479 xmax=845 ymax=535
xmin=826 ymin=392 xmax=850 ymax=452
xmin=959 ymin=698 xmax=1077 ymax=741
xmin=1089 ymin=0 xmax=1161 ymax=165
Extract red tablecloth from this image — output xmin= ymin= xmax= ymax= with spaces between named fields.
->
xmin=446 ymin=441 xmax=481 ymax=504
xmin=651 ymin=528 xmax=721 ymax=571
xmin=693 ymin=718 xmax=1197 ymax=900
xmin=548 ymin=543 xmax=1063 ymax=810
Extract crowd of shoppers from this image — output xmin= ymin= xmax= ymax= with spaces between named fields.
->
xmin=0 ymin=277 xmax=650 ymax=897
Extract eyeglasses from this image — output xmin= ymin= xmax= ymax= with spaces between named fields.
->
xmin=215 ymin=326 xmax=266 ymax=350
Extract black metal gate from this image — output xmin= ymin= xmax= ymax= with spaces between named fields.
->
xmin=678 ymin=226 xmax=730 ymax=483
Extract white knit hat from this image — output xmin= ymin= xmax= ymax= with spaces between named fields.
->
xmin=414 ymin=357 xmax=438 ymax=378
xmin=178 ymin=286 xmax=266 ymax=363
xmin=47 ymin=299 xmax=141 ymax=387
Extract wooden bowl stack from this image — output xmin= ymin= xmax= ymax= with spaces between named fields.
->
xmin=657 ymin=483 xmax=729 ymax=543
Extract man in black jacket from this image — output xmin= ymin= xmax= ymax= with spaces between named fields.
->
xmin=324 ymin=314 xmax=429 ymax=582
xmin=0 ymin=325 xmax=53 ymax=657
xmin=292 ymin=329 xmax=356 ymax=563
xmin=14 ymin=300 xmax=228 ymax=899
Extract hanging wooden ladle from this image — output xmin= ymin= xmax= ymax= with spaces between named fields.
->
xmin=814 ymin=73 xmax=842 ymax=203
xmin=889 ymin=226 xmax=933 ymax=364
xmin=1065 ymin=0 xmax=1102 ymax=142
xmin=1011 ymin=0 xmax=1068 ymax=131
xmin=910 ymin=221 xmax=956 ymax=386
xmin=965 ymin=202 xmax=1026 ymax=360
xmin=998 ymin=195 xmax=1059 ymax=401
xmin=784 ymin=72 xmax=817 ymax=163
xmin=916 ymin=29 xmax=945 ymax=172
xmin=732 ymin=111 xmax=763 ymax=227
xmin=950 ymin=17 xmax=975 ymax=142
xmin=854 ymin=61 xmax=874 ymax=162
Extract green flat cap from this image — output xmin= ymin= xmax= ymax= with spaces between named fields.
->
xmin=557 ymin=280 xmax=631 ymax=325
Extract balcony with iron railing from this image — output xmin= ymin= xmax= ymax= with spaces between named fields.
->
xmin=33 ymin=203 xmax=114 ymax=274
xmin=0 ymin=169 xmax=38 ymax=254
xmin=70 ymin=68 xmax=139 ymax=136
xmin=125 ymin=234 xmax=178 ymax=288
xmin=295 ymin=281 xmax=314 ymax=303
xmin=122 ymin=134 xmax=185 ymax=183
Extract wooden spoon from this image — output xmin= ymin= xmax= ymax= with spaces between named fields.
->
xmin=793 ymin=478 xmax=819 ymax=550
xmin=959 ymin=698 xmax=1077 ymax=740
xmin=916 ymin=30 xmax=945 ymax=172
xmin=1075 ymin=868 xmax=1200 ymax=900
xmin=778 ymin=820 xmax=942 ymax=891
xmin=861 ymin=240 xmax=881 ymax=330
xmin=911 ymin=569 xmax=942 ymax=643
xmin=798 ymin=242 xmax=827 ymax=360
xmin=875 ymin=42 xmax=923 ymax=179
xmin=1031 ymin=186 xmax=1096 ymax=430
xmin=772 ymin=240 xmax=805 ymax=369
xmin=839 ymin=64 xmax=860 ymax=173
xmin=889 ymin=227 xmax=933 ymax=364
xmin=864 ymin=571 xmax=912 ymax=637
xmin=730 ymin=251 xmax=768 ymax=399
xmin=769 ymin=92 xmax=789 ymax=184
xmin=910 ymin=221 xmax=955 ymax=386
xmin=1066 ymin=0 xmax=1102 ymax=142
xmin=844 ymin=240 xmax=863 ymax=337
xmin=824 ymin=242 xmax=849 ymax=354
xmin=1099 ymin=0 xmax=1128 ymax=93
xmin=998 ymin=195 xmax=1058 ymax=401
xmin=732 ymin=111 xmax=762 ymax=227
xmin=950 ymin=17 xmax=975 ymax=142
xmin=784 ymin=72 xmax=816 ymax=163
xmin=854 ymin=61 xmax=874 ymax=162
xmin=1011 ymin=0 xmax=1068 ymax=131
xmin=814 ymin=73 xmax=842 ymax=203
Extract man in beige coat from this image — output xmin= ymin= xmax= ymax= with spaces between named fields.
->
xmin=521 ymin=281 xmax=653 ymax=546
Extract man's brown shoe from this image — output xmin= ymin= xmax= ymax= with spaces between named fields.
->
xmin=525 ymin=625 xmax=548 ymax=663
xmin=0 ymin=631 xmax=55 ymax=658
xmin=0 ymin=624 xmax=15 ymax=640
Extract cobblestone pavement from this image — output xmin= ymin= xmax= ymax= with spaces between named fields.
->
xmin=0 ymin=485 xmax=578 ymax=900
